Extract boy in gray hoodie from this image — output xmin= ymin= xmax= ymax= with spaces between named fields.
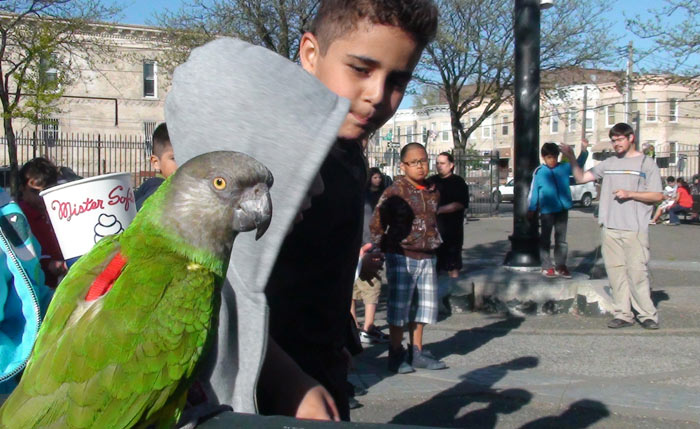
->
xmin=167 ymin=0 xmax=438 ymax=423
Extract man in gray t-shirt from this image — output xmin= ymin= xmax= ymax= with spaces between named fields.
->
xmin=562 ymin=123 xmax=663 ymax=330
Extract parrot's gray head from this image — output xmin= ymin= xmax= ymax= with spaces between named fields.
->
xmin=161 ymin=151 xmax=273 ymax=259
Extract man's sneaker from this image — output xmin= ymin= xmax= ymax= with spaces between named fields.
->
xmin=607 ymin=318 xmax=634 ymax=329
xmin=410 ymin=346 xmax=447 ymax=370
xmin=541 ymin=268 xmax=557 ymax=278
xmin=641 ymin=319 xmax=660 ymax=330
xmin=387 ymin=345 xmax=415 ymax=374
xmin=555 ymin=265 xmax=573 ymax=279
xmin=360 ymin=325 xmax=390 ymax=344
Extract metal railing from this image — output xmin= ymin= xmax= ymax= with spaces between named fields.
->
xmin=0 ymin=132 xmax=155 ymax=187
xmin=365 ymin=145 xmax=506 ymax=216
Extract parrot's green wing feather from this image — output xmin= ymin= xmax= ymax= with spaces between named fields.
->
xmin=0 ymin=235 xmax=220 ymax=429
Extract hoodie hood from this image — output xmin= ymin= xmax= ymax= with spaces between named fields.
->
xmin=165 ymin=38 xmax=349 ymax=414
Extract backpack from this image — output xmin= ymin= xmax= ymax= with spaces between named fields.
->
xmin=0 ymin=190 xmax=53 ymax=393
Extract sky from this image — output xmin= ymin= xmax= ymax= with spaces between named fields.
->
xmin=115 ymin=0 xmax=693 ymax=70
xmin=113 ymin=0 xmax=696 ymax=106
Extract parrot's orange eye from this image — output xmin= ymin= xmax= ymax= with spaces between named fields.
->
xmin=213 ymin=177 xmax=227 ymax=190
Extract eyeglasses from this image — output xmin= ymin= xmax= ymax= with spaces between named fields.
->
xmin=403 ymin=159 xmax=428 ymax=167
xmin=611 ymin=136 xmax=628 ymax=144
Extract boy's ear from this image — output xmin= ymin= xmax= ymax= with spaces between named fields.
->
xmin=299 ymin=32 xmax=320 ymax=74
xmin=150 ymin=155 xmax=161 ymax=172
xmin=26 ymin=178 xmax=43 ymax=192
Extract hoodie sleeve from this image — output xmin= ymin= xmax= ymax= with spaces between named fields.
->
xmin=577 ymin=150 xmax=589 ymax=168
xmin=528 ymin=167 xmax=541 ymax=212
xmin=369 ymin=187 xmax=393 ymax=246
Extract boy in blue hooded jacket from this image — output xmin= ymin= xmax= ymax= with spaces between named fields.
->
xmin=528 ymin=142 xmax=588 ymax=278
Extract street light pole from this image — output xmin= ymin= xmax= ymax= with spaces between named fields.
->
xmin=504 ymin=0 xmax=543 ymax=269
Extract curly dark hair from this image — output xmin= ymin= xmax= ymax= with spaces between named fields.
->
xmin=310 ymin=0 xmax=438 ymax=54
xmin=19 ymin=157 xmax=58 ymax=189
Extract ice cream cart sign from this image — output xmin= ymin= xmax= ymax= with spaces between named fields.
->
xmin=40 ymin=173 xmax=137 ymax=260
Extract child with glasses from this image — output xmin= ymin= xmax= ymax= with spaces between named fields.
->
xmin=369 ymin=142 xmax=446 ymax=374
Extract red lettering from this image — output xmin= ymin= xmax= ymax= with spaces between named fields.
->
xmin=50 ymin=197 xmax=104 ymax=221
xmin=108 ymin=185 xmax=135 ymax=212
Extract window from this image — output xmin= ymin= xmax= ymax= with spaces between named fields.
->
xmin=482 ymin=117 xmax=492 ymax=138
xmin=40 ymin=118 xmax=59 ymax=147
xmin=143 ymin=61 xmax=157 ymax=97
xmin=669 ymin=141 xmax=677 ymax=165
xmin=468 ymin=118 xmax=476 ymax=140
xmin=406 ymin=126 xmax=414 ymax=142
xmin=144 ymin=121 xmax=156 ymax=148
xmin=501 ymin=116 xmax=509 ymax=135
xmin=646 ymin=99 xmax=657 ymax=122
xmin=568 ymin=107 xmax=577 ymax=130
xmin=606 ymin=105 xmax=616 ymax=127
xmin=585 ymin=109 xmax=594 ymax=131
xmin=550 ymin=114 xmax=559 ymax=133
xmin=441 ymin=122 xmax=450 ymax=141
xmin=39 ymin=57 xmax=58 ymax=85
xmin=421 ymin=126 xmax=427 ymax=143
xmin=669 ymin=99 xmax=678 ymax=122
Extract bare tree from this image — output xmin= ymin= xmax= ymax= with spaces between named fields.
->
xmin=0 ymin=0 xmax=121 ymax=195
xmin=154 ymin=0 xmax=319 ymax=71
xmin=626 ymin=0 xmax=699 ymax=77
xmin=418 ymin=0 xmax=614 ymax=152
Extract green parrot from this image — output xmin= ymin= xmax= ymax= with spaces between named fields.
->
xmin=0 ymin=151 xmax=273 ymax=428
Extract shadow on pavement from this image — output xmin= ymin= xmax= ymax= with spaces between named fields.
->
xmin=651 ymin=289 xmax=670 ymax=307
xmin=428 ymin=316 xmax=525 ymax=360
xmin=462 ymin=240 xmax=510 ymax=265
xmin=519 ymin=399 xmax=610 ymax=428
xmin=389 ymin=356 xmax=610 ymax=429
xmin=389 ymin=357 xmax=537 ymax=428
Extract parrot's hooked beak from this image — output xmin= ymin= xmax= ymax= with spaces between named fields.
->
xmin=233 ymin=183 xmax=272 ymax=240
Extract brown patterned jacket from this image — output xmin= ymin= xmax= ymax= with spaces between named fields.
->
xmin=369 ymin=175 xmax=442 ymax=260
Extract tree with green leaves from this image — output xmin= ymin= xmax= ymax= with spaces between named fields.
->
xmin=417 ymin=0 xmax=614 ymax=152
xmin=0 ymin=1 xmax=121 ymax=195
xmin=154 ymin=0 xmax=318 ymax=70
xmin=626 ymin=0 xmax=699 ymax=77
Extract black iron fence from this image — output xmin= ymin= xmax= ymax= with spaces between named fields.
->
xmin=366 ymin=146 xmax=508 ymax=217
xmin=0 ymin=132 xmax=155 ymax=188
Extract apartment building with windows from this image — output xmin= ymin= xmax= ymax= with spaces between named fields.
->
xmin=4 ymin=21 xmax=170 ymax=143
xmin=379 ymin=73 xmax=700 ymax=177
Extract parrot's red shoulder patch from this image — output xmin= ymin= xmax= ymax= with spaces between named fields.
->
xmin=85 ymin=252 xmax=127 ymax=301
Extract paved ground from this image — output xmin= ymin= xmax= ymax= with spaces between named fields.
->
xmin=349 ymin=206 xmax=700 ymax=428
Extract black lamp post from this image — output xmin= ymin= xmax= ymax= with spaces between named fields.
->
xmin=504 ymin=0 xmax=546 ymax=269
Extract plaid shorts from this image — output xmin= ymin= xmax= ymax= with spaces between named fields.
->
xmin=385 ymin=253 xmax=438 ymax=327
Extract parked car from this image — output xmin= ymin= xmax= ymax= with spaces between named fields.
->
xmin=492 ymin=176 xmax=597 ymax=207
xmin=492 ymin=177 xmax=514 ymax=204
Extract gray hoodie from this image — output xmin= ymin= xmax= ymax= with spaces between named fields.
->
xmin=165 ymin=38 xmax=348 ymax=415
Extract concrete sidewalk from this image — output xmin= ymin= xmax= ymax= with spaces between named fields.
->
xmin=350 ymin=211 xmax=700 ymax=428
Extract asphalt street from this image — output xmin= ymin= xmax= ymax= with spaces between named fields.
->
xmin=349 ymin=206 xmax=700 ymax=428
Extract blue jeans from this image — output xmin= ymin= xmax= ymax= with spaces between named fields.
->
xmin=669 ymin=204 xmax=689 ymax=224
xmin=539 ymin=211 xmax=568 ymax=269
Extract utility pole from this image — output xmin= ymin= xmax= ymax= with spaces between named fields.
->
xmin=581 ymin=85 xmax=588 ymax=142
xmin=625 ymin=41 xmax=633 ymax=123
xmin=634 ymin=111 xmax=641 ymax=151
xmin=504 ymin=0 xmax=542 ymax=270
